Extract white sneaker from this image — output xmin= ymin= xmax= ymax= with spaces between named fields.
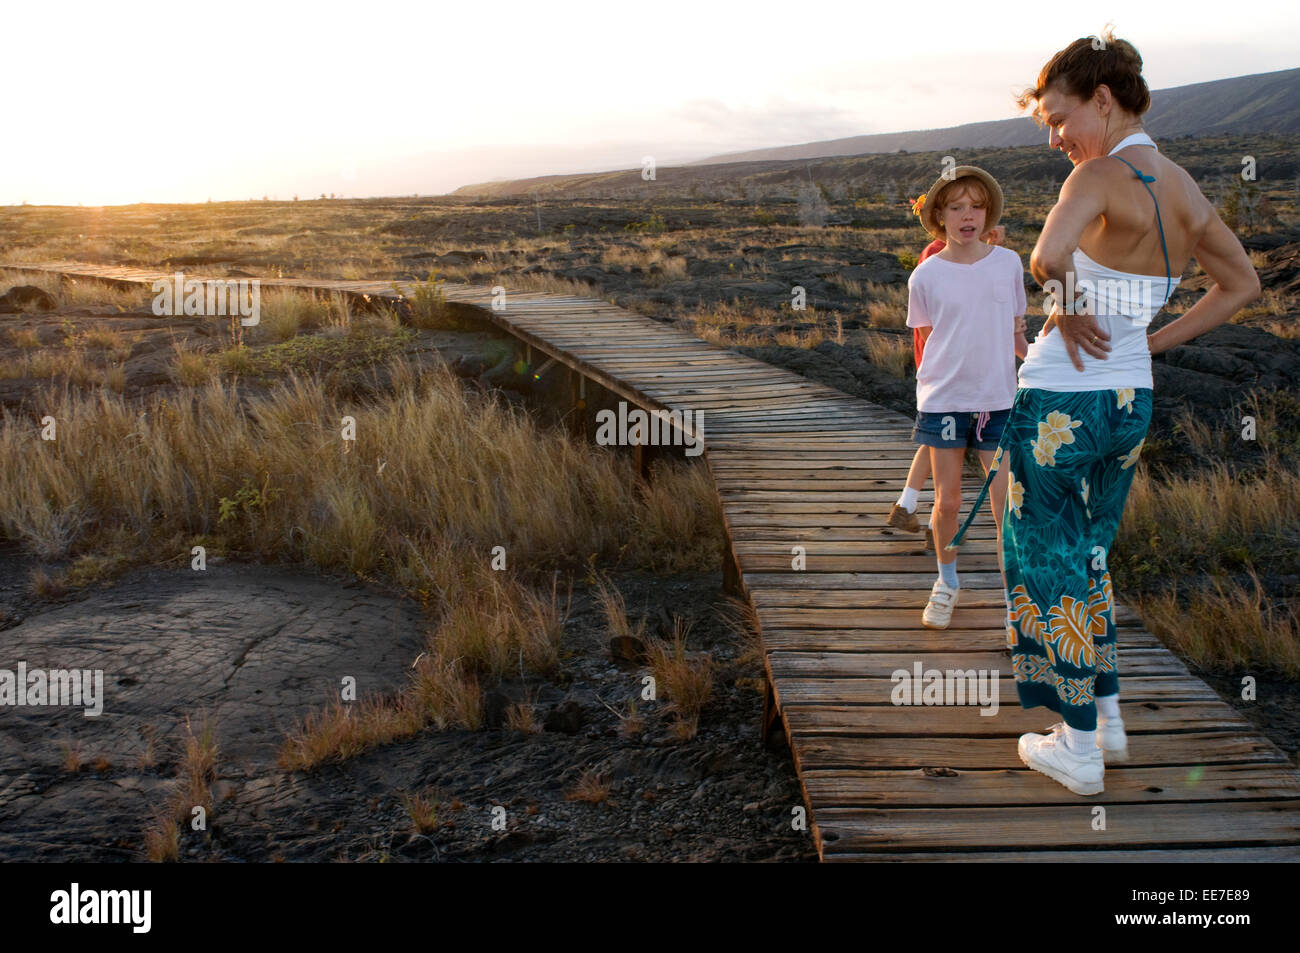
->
xmin=1018 ymin=723 xmax=1105 ymax=795
xmin=1097 ymin=714 xmax=1128 ymax=762
xmin=922 ymin=579 xmax=959 ymax=629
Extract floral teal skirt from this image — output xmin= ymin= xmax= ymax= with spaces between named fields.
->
xmin=998 ymin=386 xmax=1152 ymax=731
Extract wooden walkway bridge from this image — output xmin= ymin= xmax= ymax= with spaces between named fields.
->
xmin=10 ymin=261 xmax=1300 ymax=861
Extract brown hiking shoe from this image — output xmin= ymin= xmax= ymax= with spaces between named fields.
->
xmin=887 ymin=502 xmax=921 ymax=533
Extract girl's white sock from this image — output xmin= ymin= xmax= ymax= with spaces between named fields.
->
xmin=898 ymin=486 xmax=920 ymax=512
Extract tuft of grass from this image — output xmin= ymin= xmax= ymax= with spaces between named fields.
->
xmin=505 ymin=701 xmax=540 ymax=734
xmin=143 ymin=816 xmax=180 ymax=862
xmin=402 ymin=790 xmax=440 ymax=833
xmin=61 ymin=740 xmax=83 ymax=773
xmin=278 ymin=695 xmax=424 ymax=771
xmin=566 ymin=768 xmax=610 ymax=804
xmin=8 ymin=327 xmax=41 ymax=349
xmin=175 ymin=714 xmax=219 ymax=822
xmin=171 ymin=340 xmax=211 ymax=386
xmin=864 ymin=331 xmax=913 ymax=378
xmin=29 ymin=566 xmax=68 ymax=597
xmin=645 ymin=616 xmax=714 ymax=737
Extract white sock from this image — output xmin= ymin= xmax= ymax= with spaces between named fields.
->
xmin=1096 ymin=694 xmax=1121 ymax=721
xmin=898 ymin=486 xmax=919 ymax=511
xmin=1063 ymin=724 xmax=1096 ymax=755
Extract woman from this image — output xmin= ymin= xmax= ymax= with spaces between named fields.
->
xmin=950 ymin=30 xmax=1260 ymax=795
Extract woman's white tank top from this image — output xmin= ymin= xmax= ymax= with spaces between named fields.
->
xmin=1017 ymin=132 xmax=1178 ymax=392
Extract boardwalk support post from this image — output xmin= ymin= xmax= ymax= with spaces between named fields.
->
xmin=721 ymin=542 xmax=745 ymax=597
xmin=567 ymin=367 xmax=587 ymax=440
xmin=761 ymin=674 xmax=786 ymax=751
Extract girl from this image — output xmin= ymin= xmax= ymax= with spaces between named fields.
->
xmin=888 ymin=223 xmax=1017 ymax=551
xmin=905 ymin=167 xmax=1028 ymax=629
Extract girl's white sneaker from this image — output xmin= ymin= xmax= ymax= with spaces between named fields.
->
xmin=922 ymin=579 xmax=959 ymax=629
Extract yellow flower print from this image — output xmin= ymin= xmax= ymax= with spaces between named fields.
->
xmin=1032 ymin=437 xmax=1058 ymax=467
xmin=1120 ymin=439 xmax=1145 ymax=470
xmin=1037 ymin=410 xmax=1082 ymax=448
xmin=1008 ymin=471 xmax=1024 ymax=518
xmin=1080 ymin=477 xmax=1090 ymax=505
xmin=1115 ymin=388 xmax=1135 ymax=414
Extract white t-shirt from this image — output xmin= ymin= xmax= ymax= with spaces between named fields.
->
xmin=906 ymin=244 xmax=1026 ymax=412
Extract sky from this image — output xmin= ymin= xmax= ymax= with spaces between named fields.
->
xmin=4 ymin=0 xmax=1298 ymax=206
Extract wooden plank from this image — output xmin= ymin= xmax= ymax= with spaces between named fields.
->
xmin=756 ymin=627 xmax=1165 ymax=652
xmin=814 ymin=801 xmax=1300 ymax=853
xmin=767 ymin=649 xmax=1189 ymax=678
xmin=769 ymin=675 xmax=1210 ymax=706
xmin=745 ymin=571 xmax=1008 ymax=589
xmin=821 ymin=846 xmax=1300 ymax=862
xmin=782 ymin=700 xmax=1253 ymax=737
xmin=792 ymin=732 xmax=1288 ymax=771
xmin=801 ymin=763 xmax=1300 ymax=807
xmin=753 ymin=589 xmax=1012 ymax=609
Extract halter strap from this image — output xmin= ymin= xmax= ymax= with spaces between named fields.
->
xmin=1109 ymin=153 xmax=1173 ymax=305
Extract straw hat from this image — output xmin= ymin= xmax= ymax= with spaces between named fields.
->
xmin=911 ymin=165 xmax=1004 ymax=240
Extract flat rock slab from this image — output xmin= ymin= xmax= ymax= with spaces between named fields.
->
xmin=0 ymin=564 xmax=424 ymax=859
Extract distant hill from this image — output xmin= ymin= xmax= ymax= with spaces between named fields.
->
xmin=451 ymin=67 xmax=1299 ymax=199
xmin=688 ymin=67 xmax=1300 ymax=165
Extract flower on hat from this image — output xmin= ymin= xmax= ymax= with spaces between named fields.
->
xmin=910 ymin=194 xmax=927 ymax=216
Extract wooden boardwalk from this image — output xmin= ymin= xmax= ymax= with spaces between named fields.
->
xmin=10 ymin=261 xmax=1300 ymax=861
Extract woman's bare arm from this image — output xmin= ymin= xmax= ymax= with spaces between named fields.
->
xmin=1029 ymin=162 xmax=1113 ymax=370
xmin=1147 ymin=210 xmax=1261 ymax=355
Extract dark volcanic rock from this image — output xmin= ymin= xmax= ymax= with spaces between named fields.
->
xmin=0 ymin=285 xmax=56 ymax=313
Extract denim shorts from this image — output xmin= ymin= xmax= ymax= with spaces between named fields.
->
xmin=913 ymin=408 xmax=1010 ymax=450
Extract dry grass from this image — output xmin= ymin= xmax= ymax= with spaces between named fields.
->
xmin=864 ymin=331 xmax=913 ymax=378
xmin=645 ymin=616 xmax=714 ymax=738
xmin=143 ymin=817 xmax=180 ymax=862
xmin=0 ymin=268 xmax=148 ymax=311
xmin=170 ymin=339 xmax=211 ymax=386
xmin=279 ymin=695 xmax=425 ymax=771
xmin=29 ymin=566 xmax=67 ymax=597
xmin=429 ymin=573 xmax=568 ymax=679
xmin=1114 ymin=392 xmax=1300 ymax=672
xmin=592 ymin=572 xmax=648 ymax=643
xmin=8 ymin=327 xmax=41 ymax=349
xmin=864 ymin=281 xmax=908 ymax=329
xmin=402 ymin=790 xmax=440 ymax=833
xmin=0 ymin=359 xmax=723 ymax=583
xmin=1235 ymin=287 xmax=1289 ymax=320
xmin=61 ymin=740 xmax=83 ymax=773
xmin=566 ymin=768 xmax=610 ymax=803
xmin=142 ymin=714 xmax=218 ymax=860
xmin=505 ymin=701 xmax=540 ymax=733
xmin=1133 ymin=569 xmax=1300 ymax=677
